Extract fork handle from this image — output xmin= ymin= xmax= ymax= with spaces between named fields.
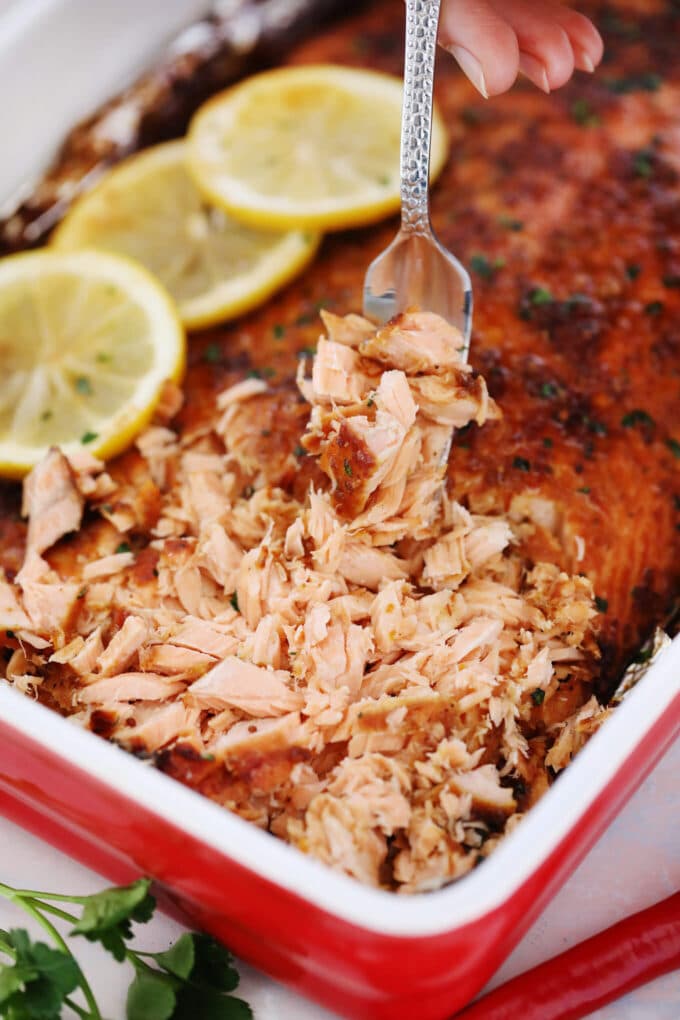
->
xmin=400 ymin=0 xmax=442 ymax=235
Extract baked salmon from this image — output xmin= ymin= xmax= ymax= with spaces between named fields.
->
xmin=0 ymin=0 xmax=679 ymax=891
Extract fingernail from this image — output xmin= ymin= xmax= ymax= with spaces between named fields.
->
xmin=576 ymin=49 xmax=595 ymax=73
xmin=518 ymin=52 xmax=550 ymax=94
xmin=450 ymin=45 xmax=489 ymax=99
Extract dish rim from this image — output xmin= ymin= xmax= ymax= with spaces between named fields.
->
xmin=2 ymin=634 xmax=679 ymax=938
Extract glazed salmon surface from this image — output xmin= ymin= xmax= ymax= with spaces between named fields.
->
xmin=1 ymin=0 xmax=679 ymax=891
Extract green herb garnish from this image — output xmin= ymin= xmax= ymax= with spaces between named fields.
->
xmin=530 ymin=287 xmax=553 ymax=305
xmin=115 ymin=542 xmax=132 ymax=555
xmin=513 ymin=456 xmax=531 ymax=472
xmin=272 ymin=324 xmax=286 ymax=339
xmin=203 ymin=344 xmax=222 ymax=364
xmin=343 ymin=459 xmax=353 ymax=477
xmin=606 ymin=72 xmax=661 ymax=94
xmin=470 ymin=254 xmax=494 ymax=280
xmin=498 ymin=215 xmax=524 ymax=232
xmin=633 ymin=149 xmax=654 ymax=179
xmin=625 ymin=264 xmax=640 ymax=281
xmin=595 ymin=595 xmax=609 ymax=613
xmin=571 ymin=99 xmax=600 ymax=127
xmin=531 ymin=689 xmax=546 ymax=706
xmin=80 ymin=432 xmax=98 ymax=445
xmin=75 ymin=377 xmax=93 ymax=396
xmin=0 ymin=878 xmax=252 ymax=1020
xmin=230 ymin=592 xmax=239 ymax=612
xmin=540 ymin=382 xmax=558 ymax=399
xmin=666 ymin=438 xmax=680 ymax=459
xmin=621 ymin=409 xmax=655 ymax=428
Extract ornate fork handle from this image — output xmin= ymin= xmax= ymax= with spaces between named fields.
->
xmin=400 ymin=0 xmax=442 ymax=235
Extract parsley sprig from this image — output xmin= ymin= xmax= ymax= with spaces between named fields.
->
xmin=0 ymin=879 xmax=252 ymax=1020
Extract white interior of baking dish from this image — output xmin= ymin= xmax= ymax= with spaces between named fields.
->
xmin=1 ymin=0 xmax=679 ymax=940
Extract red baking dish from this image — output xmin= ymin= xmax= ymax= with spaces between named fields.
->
xmin=1 ymin=637 xmax=679 ymax=1020
xmin=1 ymin=3 xmax=680 ymax=1018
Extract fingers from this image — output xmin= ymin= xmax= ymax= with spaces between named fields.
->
xmin=439 ymin=0 xmax=520 ymax=98
xmin=439 ymin=0 xmax=604 ymax=97
xmin=492 ymin=0 xmax=575 ymax=91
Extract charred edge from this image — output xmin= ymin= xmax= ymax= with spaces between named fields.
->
xmin=0 ymin=0 xmax=369 ymax=253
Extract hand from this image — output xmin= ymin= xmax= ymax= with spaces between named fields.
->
xmin=439 ymin=0 xmax=604 ymax=97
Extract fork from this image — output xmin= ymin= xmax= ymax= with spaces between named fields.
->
xmin=363 ymin=0 xmax=472 ymax=356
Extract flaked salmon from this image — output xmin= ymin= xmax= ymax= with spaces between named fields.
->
xmin=1 ymin=310 xmax=606 ymax=893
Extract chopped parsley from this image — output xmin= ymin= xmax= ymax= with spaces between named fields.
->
xmin=543 ymin=437 xmax=554 ymax=449
xmin=293 ymin=445 xmax=306 ymax=458
xmin=203 ymin=343 xmax=222 ymax=364
xmin=230 ymin=592 xmax=240 ymax=612
xmin=5 ymin=630 xmax=15 ymax=640
xmin=577 ymin=486 xmax=591 ymax=494
xmin=115 ymin=542 xmax=132 ymax=555
xmin=530 ymin=287 xmax=553 ymax=305
xmin=531 ymin=689 xmax=546 ymax=706
xmin=498 ymin=214 xmax=524 ymax=232
xmin=584 ymin=416 xmax=608 ymax=436
xmin=666 ymin=438 xmax=680 ymax=459
xmin=343 ymin=458 xmax=353 ymax=477
xmin=625 ymin=264 xmax=641 ymax=281
xmin=297 ymin=346 xmax=317 ymax=358
xmin=470 ymin=254 xmax=494 ymax=279
xmin=513 ymin=456 xmax=531 ymax=472
xmin=606 ymin=72 xmax=662 ymax=94
xmin=633 ymin=149 xmax=654 ymax=179
xmin=80 ymin=431 xmax=98 ymax=445
xmin=247 ymin=367 xmax=276 ymax=379
xmin=571 ymin=98 xmax=600 ymax=127
xmin=272 ymin=323 xmax=286 ymax=339
xmin=595 ymin=595 xmax=609 ymax=613
xmin=621 ymin=409 xmax=655 ymax=428
xmin=75 ymin=376 xmax=93 ymax=395
xmin=470 ymin=254 xmax=505 ymax=280
xmin=540 ymin=382 xmax=558 ymax=399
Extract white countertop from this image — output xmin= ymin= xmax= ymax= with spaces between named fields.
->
xmin=1 ymin=735 xmax=679 ymax=1020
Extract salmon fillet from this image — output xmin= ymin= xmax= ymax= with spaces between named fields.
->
xmin=1 ymin=311 xmax=605 ymax=891
xmin=0 ymin=0 xmax=678 ymax=890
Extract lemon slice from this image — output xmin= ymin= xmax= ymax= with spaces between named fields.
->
xmin=0 ymin=249 xmax=185 ymax=477
xmin=187 ymin=64 xmax=449 ymax=232
xmin=53 ymin=141 xmax=320 ymax=330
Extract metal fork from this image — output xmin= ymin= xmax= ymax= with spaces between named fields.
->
xmin=363 ymin=0 xmax=472 ymax=356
